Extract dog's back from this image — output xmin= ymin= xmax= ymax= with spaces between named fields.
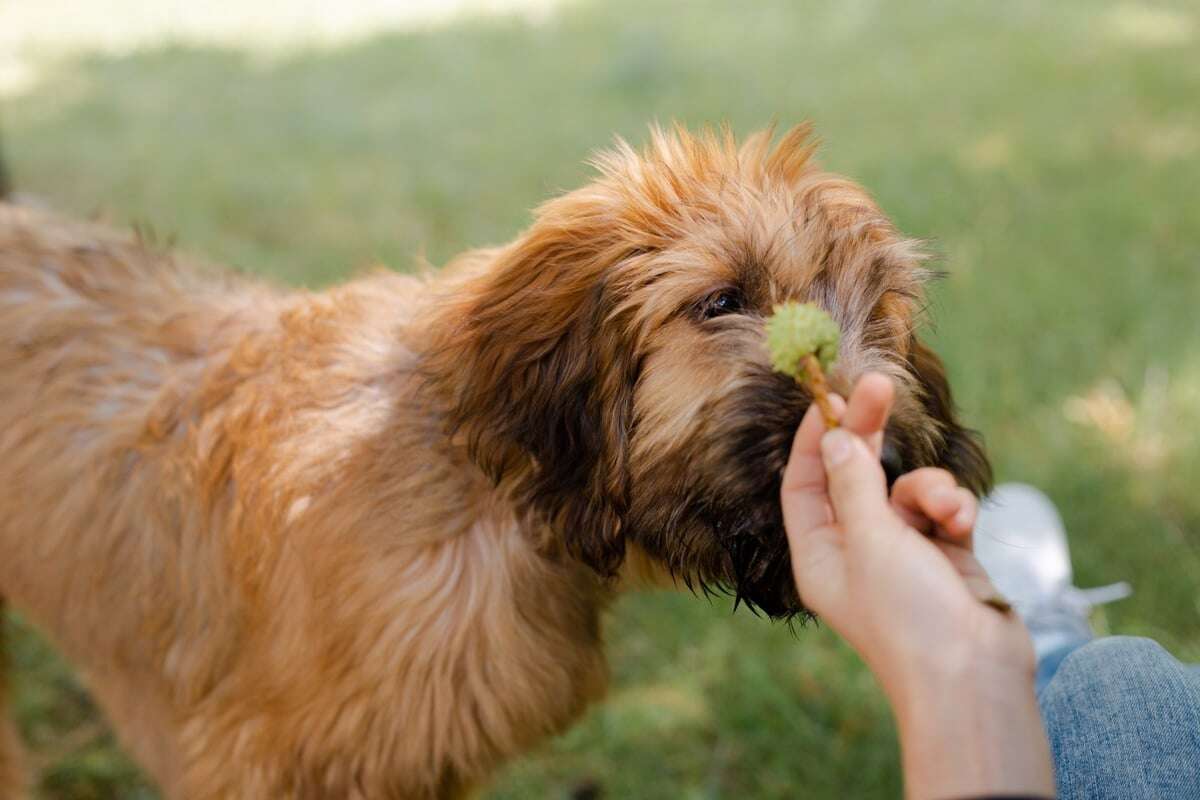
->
xmin=0 ymin=206 xmax=278 ymax=611
xmin=0 ymin=204 xmax=285 ymax=792
xmin=0 ymin=205 xmax=575 ymax=799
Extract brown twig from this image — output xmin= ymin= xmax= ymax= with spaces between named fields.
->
xmin=801 ymin=353 xmax=839 ymax=429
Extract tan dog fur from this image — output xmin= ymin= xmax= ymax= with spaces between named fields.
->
xmin=0 ymin=125 xmax=988 ymax=798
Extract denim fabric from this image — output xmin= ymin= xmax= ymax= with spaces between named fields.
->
xmin=1036 ymin=640 xmax=1093 ymax=696
xmin=1038 ymin=637 xmax=1200 ymax=799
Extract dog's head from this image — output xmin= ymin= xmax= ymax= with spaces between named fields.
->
xmin=426 ymin=124 xmax=990 ymax=620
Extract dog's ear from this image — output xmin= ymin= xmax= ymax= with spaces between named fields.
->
xmin=427 ymin=207 xmax=636 ymax=577
xmin=907 ymin=337 xmax=993 ymax=495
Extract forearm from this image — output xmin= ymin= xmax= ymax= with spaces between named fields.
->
xmin=886 ymin=649 xmax=1054 ymax=800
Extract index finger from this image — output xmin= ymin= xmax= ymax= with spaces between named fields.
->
xmin=781 ymin=393 xmax=846 ymax=534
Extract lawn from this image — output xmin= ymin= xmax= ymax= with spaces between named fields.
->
xmin=3 ymin=1 xmax=1199 ymax=797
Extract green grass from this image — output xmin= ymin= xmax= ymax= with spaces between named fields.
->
xmin=4 ymin=0 xmax=1200 ymax=797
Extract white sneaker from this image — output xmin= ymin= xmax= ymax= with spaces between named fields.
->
xmin=974 ymin=484 xmax=1131 ymax=661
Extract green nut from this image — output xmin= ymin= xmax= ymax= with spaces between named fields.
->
xmin=765 ymin=302 xmax=841 ymax=379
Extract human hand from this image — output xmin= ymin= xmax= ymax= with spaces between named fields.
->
xmin=781 ymin=373 xmax=1030 ymax=684
xmin=780 ymin=373 xmax=1053 ymax=798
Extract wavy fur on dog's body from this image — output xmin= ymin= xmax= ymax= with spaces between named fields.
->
xmin=0 ymin=212 xmax=609 ymax=798
xmin=0 ymin=126 xmax=988 ymax=798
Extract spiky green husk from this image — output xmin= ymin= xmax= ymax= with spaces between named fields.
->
xmin=766 ymin=302 xmax=840 ymax=379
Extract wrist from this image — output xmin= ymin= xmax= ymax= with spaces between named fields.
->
xmin=883 ymin=630 xmax=1054 ymax=799
xmin=879 ymin=617 xmax=1035 ymax=712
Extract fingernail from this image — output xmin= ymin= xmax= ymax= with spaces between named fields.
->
xmin=821 ymin=430 xmax=853 ymax=467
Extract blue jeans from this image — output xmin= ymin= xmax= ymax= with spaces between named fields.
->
xmin=1038 ymin=636 xmax=1200 ymax=799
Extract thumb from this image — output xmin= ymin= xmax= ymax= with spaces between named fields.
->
xmin=820 ymin=428 xmax=892 ymax=536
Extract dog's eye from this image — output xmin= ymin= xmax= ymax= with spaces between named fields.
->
xmin=703 ymin=291 xmax=744 ymax=319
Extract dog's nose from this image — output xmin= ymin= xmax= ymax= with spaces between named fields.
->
xmin=881 ymin=439 xmax=904 ymax=488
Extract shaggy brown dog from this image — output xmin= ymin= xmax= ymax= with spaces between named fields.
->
xmin=0 ymin=125 xmax=989 ymax=799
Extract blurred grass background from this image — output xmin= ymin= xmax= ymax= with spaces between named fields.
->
xmin=2 ymin=0 xmax=1199 ymax=797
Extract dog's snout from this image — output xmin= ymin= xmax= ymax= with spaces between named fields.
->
xmin=881 ymin=439 xmax=904 ymax=488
